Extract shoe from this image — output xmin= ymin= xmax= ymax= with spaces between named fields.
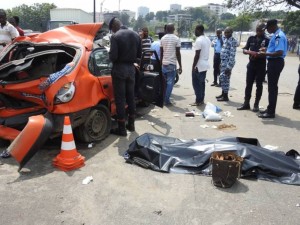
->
xmin=215 ymin=84 xmax=221 ymax=87
xmin=211 ymin=82 xmax=217 ymax=86
xmin=252 ymin=105 xmax=259 ymax=112
xmin=217 ymin=93 xmax=229 ymax=101
xmin=110 ymin=121 xmax=127 ymax=136
xmin=237 ymin=104 xmax=250 ymax=110
xmin=190 ymin=102 xmax=204 ymax=106
xmin=293 ymin=103 xmax=300 ymax=109
xmin=259 ymin=109 xmax=268 ymax=114
xmin=215 ymin=92 xmax=224 ymax=99
xmin=258 ymin=112 xmax=275 ymax=118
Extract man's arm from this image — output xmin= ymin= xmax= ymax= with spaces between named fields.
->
xmin=160 ymin=46 xmax=164 ymax=65
xmin=109 ymin=36 xmax=118 ymax=62
xmin=192 ymin=50 xmax=200 ymax=72
xmin=226 ymin=38 xmax=237 ymax=73
xmin=176 ymin=47 xmax=182 ymax=73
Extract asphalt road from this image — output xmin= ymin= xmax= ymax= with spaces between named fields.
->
xmin=0 ymin=47 xmax=299 ymax=225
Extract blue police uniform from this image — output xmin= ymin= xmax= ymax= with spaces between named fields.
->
xmin=264 ymin=28 xmax=287 ymax=115
xmin=212 ymin=36 xmax=224 ymax=85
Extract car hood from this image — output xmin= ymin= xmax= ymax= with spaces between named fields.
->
xmin=15 ymin=23 xmax=104 ymax=51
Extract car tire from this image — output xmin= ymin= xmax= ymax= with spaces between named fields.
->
xmin=74 ymin=105 xmax=111 ymax=143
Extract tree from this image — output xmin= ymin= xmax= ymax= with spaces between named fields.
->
xmin=133 ymin=16 xmax=146 ymax=32
xmin=220 ymin=13 xmax=236 ymax=20
xmin=145 ymin=12 xmax=155 ymax=22
xmin=282 ymin=10 xmax=300 ymax=34
xmin=155 ymin=11 xmax=168 ymax=22
xmin=226 ymin=0 xmax=300 ymax=11
xmin=227 ymin=13 xmax=252 ymax=31
xmin=6 ymin=3 xmax=56 ymax=32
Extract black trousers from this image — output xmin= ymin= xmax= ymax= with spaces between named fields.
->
xmin=266 ymin=58 xmax=284 ymax=114
xmin=294 ymin=64 xmax=300 ymax=103
xmin=112 ymin=64 xmax=136 ymax=121
xmin=213 ymin=53 xmax=221 ymax=83
xmin=244 ymin=61 xmax=266 ymax=103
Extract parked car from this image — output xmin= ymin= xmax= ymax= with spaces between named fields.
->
xmin=0 ymin=23 xmax=164 ymax=170
xmin=180 ymin=38 xmax=193 ymax=49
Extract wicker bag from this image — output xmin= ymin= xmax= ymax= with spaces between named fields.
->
xmin=210 ymin=151 xmax=243 ymax=188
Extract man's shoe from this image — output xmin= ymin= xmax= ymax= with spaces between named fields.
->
xmin=237 ymin=104 xmax=250 ymax=110
xmin=259 ymin=109 xmax=268 ymax=114
xmin=211 ymin=82 xmax=217 ymax=86
xmin=215 ymin=84 xmax=221 ymax=87
xmin=293 ymin=103 xmax=300 ymax=109
xmin=258 ymin=112 xmax=275 ymax=118
xmin=252 ymin=105 xmax=259 ymax=112
xmin=215 ymin=93 xmax=223 ymax=99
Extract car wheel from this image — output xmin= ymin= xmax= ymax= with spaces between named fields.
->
xmin=75 ymin=105 xmax=111 ymax=143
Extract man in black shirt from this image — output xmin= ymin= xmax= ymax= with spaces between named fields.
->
xmin=109 ymin=17 xmax=142 ymax=136
xmin=237 ymin=23 xmax=269 ymax=112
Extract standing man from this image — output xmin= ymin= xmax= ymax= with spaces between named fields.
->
xmin=211 ymin=29 xmax=223 ymax=87
xmin=258 ymin=19 xmax=287 ymax=118
xmin=12 ymin=16 xmax=24 ymax=36
xmin=150 ymin=32 xmax=164 ymax=71
xmin=140 ymin=27 xmax=153 ymax=69
xmin=237 ymin=23 xmax=269 ymax=112
xmin=191 ymin=24 xmax=211 ymax=106
xmin=293 ymin=57 xmax=300 ymax=110
xmin=0 ymin=9 xmax=19 ymax=51
xmin=160 ymin=23 xmax=182 ymax=106
xmin=109 ymin=17 xmax=141 ymax=136
xmin=216 ymin=27 xmax=237 ymax=101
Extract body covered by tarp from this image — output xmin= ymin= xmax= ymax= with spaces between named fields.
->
xmin=125 ymin=133 xmax=300 ymax=186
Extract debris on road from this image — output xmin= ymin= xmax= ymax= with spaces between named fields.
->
xmin=82 ymin=176 xmax=93 ymax=185
xmin=217 ymin=124 xmax=237 ymax=130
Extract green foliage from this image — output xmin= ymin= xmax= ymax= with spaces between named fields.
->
xmin=145 ymin=12 xmax=155 ymax=22
xmin=6 ymin=3 xmax=56 ymax=32
xmin=226 ymin=0 xmax=300 ymax=10
xmin=220 ymin=13 xmax=236 ymax=20
xmin=282 ymin=10 xmax=300 ymax=34
xmin=227 ymin=13 xmax=252 ymax=31
xmin=133 ymin=16 xmax=146 ymax=32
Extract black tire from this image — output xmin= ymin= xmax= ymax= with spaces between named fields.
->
xmin=74 ymin=105 xmax=111 ymax=143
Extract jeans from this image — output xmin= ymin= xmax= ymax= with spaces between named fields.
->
xmin=192 ymin=70 xmax=207 ymax=103
xmin=162 ymin=64 xmax=176 ymax=104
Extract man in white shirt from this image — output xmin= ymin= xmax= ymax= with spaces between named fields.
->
xmin=191 ymin=24 xmax=211 ymax=106
xmin=0 ymin=9 xmax=19 ymax=51
xmin=160 ymin=23 xmax=182 ymax=106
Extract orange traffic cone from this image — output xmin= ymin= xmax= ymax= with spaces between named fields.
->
xmin=52 ymin=116 xmax=85 ymax=171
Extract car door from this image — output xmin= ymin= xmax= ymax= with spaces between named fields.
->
xmin=137 ymin=50 xmax=165 ymax=108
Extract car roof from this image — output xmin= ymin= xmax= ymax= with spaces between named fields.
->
xmin=17 ymin=23 xmax=105 ymax=50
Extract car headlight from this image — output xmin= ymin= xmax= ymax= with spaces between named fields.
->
xmin=54 ymin=82 xmax=75 ymax=104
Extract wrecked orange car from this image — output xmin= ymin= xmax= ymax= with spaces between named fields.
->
xmin=0 ymin=23 xmax=164 ymax=170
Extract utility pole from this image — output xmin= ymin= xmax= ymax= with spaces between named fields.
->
xmin=100 ymin=0 xmax=106 ymax=22
xmin=93 ymin=0 xmax=96 ymax=23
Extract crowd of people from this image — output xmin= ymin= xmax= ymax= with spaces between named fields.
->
xmin=107 ymin=17 xmax=299 ymax=136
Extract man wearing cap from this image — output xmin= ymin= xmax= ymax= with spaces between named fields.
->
xmin=109 ymin=17 xmax=142 ymax=136
xmin=237 ymin=23 xmax=269 ymax=112
xmin=258 ymin=19 xmax=287 ymax=118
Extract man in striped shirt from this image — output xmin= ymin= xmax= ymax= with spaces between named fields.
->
xmin=160 ymin=23 xmax=182 ymax=106
xmin=140 ymin=27 xmax=153 ymax=69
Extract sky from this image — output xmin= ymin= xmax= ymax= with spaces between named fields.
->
xmin=1 ymin=0 xmax=225 ymax=13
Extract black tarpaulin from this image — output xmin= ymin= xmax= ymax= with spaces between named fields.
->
xmin=124 ymin=133 xmax=300 ymax=186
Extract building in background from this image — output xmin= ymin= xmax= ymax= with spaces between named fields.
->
xmin=137 ymin=6 xmax=149 ymax=18
xmin=202 ymin=3 xmax=227 ymax=17
xmin=170 ymin=4 xmax=181 ymax=11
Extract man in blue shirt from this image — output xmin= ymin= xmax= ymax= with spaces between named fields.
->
xmin=258 ymin=19 xmax=287 ymax=118
xmin=211 ymin=29 xmax=223 ymax=86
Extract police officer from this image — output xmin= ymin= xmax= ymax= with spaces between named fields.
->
xmin=257 ymin=19 xmax=287 ymax=118
xmin=237 ymin=23 xmax=269 ymax=112
xmin=211 ymin=29 xmax=223 ymax=87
